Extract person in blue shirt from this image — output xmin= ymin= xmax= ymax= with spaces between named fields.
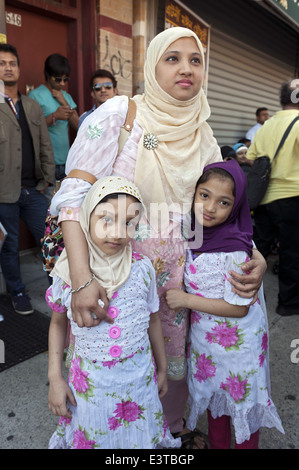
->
xmin=78 ymin=69 xmax=117 ymax=128
xmin=29 ymin=54 xmax=79 ymax=201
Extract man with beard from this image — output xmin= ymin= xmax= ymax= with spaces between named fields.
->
xmin=0 ymin=44 xmax=55 ymax=314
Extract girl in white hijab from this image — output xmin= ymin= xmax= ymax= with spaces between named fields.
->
xmin=47 ymin=176 xmax=181 ymax=449
xmin=50 ymin=27 xmax=267 ymax=448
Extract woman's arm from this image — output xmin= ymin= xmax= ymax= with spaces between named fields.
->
xmin=48 ymin=311 xmax=77 ymax=418
xmin=50 ymin=97 xmax=129 ymax=218
xmin=49 ymin=98 xmax=131 ymax=327
xmin=148 ymin=312 xmax=168 ymax=398
xmin=228 ymin=248 xmax=266 ymax=300
xmin=165 ymin=289 xmax=249 ymax=318
xmin=61 ymin=220 xmax=113 ymax=328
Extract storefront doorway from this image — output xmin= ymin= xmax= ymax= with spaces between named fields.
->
xmin=4 ymin=0 xmax=96 ymax=250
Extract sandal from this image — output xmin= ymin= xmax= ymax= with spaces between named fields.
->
xmin=172 ymin=426 xmax=208 ymax=449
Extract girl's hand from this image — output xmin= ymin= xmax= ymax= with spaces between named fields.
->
xmin=71 ymin=281 xmax=113 ymax=328
xmin=165 ymin=289 xmax=187 ymax=310
xmin=48 ymin=377 xmax=77 ymax=419
xmin=228 ymin=251 xmax=267 ymax=301
xmin=157 ymin=371 xmax=168 ymax=398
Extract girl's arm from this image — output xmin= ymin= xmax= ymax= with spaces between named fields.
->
xmin=61 ymin=220 xmax=113 ymax=328
xmin=48 ymin=311 xmax=77 ymax=418
xmin=165 ymin=289 xmax=249 ymax=318
xmin=228 ymin=248 xmax=266 ymax=301
xmin=148 ymin=312 xmax=168 ymax=398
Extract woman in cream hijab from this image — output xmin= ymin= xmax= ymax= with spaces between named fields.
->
xmin=51 ymin=26 xmax=266 ymax=448
xmin=133 ymin=27 xmax=220 ymax=216
xmin=132 ymin=28 xmax=222 ymax=446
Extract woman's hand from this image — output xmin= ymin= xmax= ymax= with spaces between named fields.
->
xmin=48 ymin=376 xmax=76 ymax=419
xmin=71 ymin=281 xmax=113 ymax=328
xmin=165 ymin=288 xmax=187 ymax=310
xmin=228 ymin=249 xmax=267 ymax=302
xmin=61 ymin=220 xmax=113 ymax=327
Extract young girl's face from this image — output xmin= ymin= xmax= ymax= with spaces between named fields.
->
xmin=194 ymin=175 xmax=235 ymax=228
xmin=90 ymin=195 xmax=141 ymax=255
xmin=155 ymin=37 xmax=203 ymax=101
xmin=236 ymin=148 xmax=248 ymax=165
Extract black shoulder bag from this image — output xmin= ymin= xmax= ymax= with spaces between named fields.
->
xmin=247 ymin=115 xmax=299 ymax=211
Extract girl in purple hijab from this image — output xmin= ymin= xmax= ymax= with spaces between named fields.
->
xmin=192 ymin=159 xmax=253 ymax=256
xmin=166 ymin=160 xmax=284 ymax=449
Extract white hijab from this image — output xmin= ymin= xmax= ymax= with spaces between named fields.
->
xmin=133 ymin=27 xmax=221 ymax=225
xmin=53 ymin=176 xmax=145 ymax=299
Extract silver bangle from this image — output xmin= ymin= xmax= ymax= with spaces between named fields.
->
xmin=71 ymin=273 xmax=95 ymax=294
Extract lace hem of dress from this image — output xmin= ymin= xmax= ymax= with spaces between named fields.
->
xmin=186 ymin=393 xmax=284 ymax=444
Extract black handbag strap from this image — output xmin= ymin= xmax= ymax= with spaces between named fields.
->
xmin=273 ymin=115 xmax=299 ymax=160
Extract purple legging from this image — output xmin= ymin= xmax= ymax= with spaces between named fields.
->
xmin=160 ymin=375 xmax=189 ymax=434
xmin=207 ymin=410 xmax=259 ymax=449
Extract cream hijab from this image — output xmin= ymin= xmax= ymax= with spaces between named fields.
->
xmin=133 ymin=27 xmax=221 ymax=225
xmin=52 ymin=176 xmax=145 ymax=299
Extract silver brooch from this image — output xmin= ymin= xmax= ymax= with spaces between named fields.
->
xmin=144 ymin=133 xmax=158 ymax=150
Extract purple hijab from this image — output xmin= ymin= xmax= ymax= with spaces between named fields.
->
xmin=190 ymin=160 xmax=253 ymax=256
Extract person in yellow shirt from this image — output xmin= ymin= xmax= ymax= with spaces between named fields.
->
xmin=247 ymin=80 xmax=299 ymax=316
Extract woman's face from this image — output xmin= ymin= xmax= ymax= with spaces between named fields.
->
xmin=155 ymin=37 xmax=203 ymax=101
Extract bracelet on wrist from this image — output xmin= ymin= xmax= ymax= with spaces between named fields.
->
xmin=71 ymin=273 xmax=95 ymax=294
xmin=52 ymin=113 xmax=56 ymax=126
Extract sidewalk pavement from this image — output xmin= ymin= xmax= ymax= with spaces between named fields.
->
xmin=0 ymin=250 xmax=298 ymax=449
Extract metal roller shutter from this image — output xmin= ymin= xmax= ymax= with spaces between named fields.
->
xmin=207 ymin=29 xmax=295 ymax=147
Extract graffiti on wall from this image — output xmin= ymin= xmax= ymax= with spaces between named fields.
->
xmin=102 ymin=35 xmax=132 ymax=80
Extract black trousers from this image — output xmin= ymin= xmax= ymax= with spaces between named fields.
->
xmin=253 ymin=196 xmax=299 ymax=310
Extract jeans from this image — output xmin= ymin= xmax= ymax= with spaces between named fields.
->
xmin=43 ymin=164 xmax=66 ymax=206
xmin=0 ymin=188 xmax=48 ymax=296
xmin=253 ymin=196 xmax=299 ymax=309
xmin=55 ymin=164 xmax=66 ymax=181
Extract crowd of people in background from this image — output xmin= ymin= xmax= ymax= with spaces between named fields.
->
xmin=220 ymin=107 xmax=269 ymax=171
xmin=221 ymin=90 xmax=299 ymax=320
xmin=0 ymin=43 xmax=120 ymax=314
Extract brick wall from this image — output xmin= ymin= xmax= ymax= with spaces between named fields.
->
xmin=97 ymin=0 xmax=134 ymax=97
xmin=132 ymin=0 xmax=147 ymax=95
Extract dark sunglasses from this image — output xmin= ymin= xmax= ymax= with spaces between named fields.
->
xmin=92 ymin=82 xmax=113 ymax=91
xmin=52 ymin=76 xmax=69 ymax=83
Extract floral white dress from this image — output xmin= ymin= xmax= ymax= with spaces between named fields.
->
xmin=51 ymin=96 xmax=221 ymax=382
xmin=46 ymin=253 xmax=180 ymax=449
xmin=184 ymin=249 xmax=284 ymax=444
